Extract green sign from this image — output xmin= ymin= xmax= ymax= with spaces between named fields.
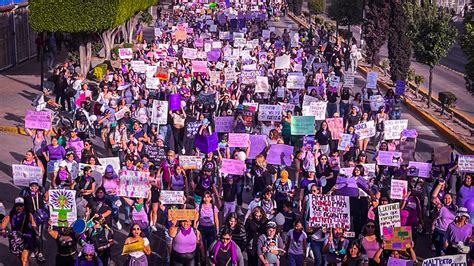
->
xmin=291 ymin=116 xmax=315 ymax=135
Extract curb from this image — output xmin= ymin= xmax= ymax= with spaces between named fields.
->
xmin=439 ymin=64 xmax=465 ymax=77
xmin=0 ymin=126 xmax=27 ymax=136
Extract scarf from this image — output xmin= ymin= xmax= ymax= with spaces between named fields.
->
xmin=135 ymin=203 xmax=144 ymax=212
xmin=181 ymin=226 xmax=192 ymax=236
xmin=212 ymin=240 xmax=237 ymax=265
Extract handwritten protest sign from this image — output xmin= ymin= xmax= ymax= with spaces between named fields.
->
xmin=69 ymin=140 xmax=84 ymax=160
xmin=49 ymin=189 xmax=77 ymax=227
xmin=313 ymin=62 xmax=328 ymax=73
xmin=228 ymin=133 xmax=250 ymax=147
xmin=337 ymin=134 xmax=352 ymax=151
xmin=266 ymin=144 xmax=294 ymax=166
xmin=366 ymin=71 xmax=378 ymax=89
xmin=122 ymin=240 xmax=145 ymax=255
xmin=146 ymin=65 xmax=157 ymax=78
xmin=291 ymin=116 xmax=315 ymax=135
xmin=115 ymin=106 xmax=130 ymax=120
xmin=329 ymin=75 xmax=340 ymax=87
xmin=98 ymin=157 xmax=121 ymax=173
xmin=344 ymin=71 xmax=355 ymax=88
xmin=248 ymin=135 xmax=267 ymax=159
xmin=255 ymin=76 xmax=269 ymax=93
xmin=275 ymin=54 xmax=291 ymax=69
xmin=191 ymin=61 xmax=208 ymax=73
xmin=388 ymin=257 xmax=414 ymax=266
xmin=25 ymin=110 xmax=51 ymax=130
xmin=160 ymin=190 xmax=185 ymax=205
xmin=302 ymin=102 xmax=327 ymax=120
xmin=378 ymin=203 xmax=401 ymax=236
xmin=383 ymin=226 xmax=412 ymax=250
xmin=279 ymin=102 xmax=295 ymax=114
xmin=168 ymin=209 xmax=198 ymax=221
xmin=422 ymin=254 xmax=467 ymax=266
xmin=241 ymin=70 xmax=258 ymax=85
xmin=118 ymin=170 xmax=150 ymax=198
xmin=354 ymin=121 xmax=376 ymax=139
xmin=214 ymin=116 xmax=234 ymax=133
xmin=151 ymin=100 xmax=168 ymax=125
xmin=408 ymin=161 xmax=432 ymax=178
xmin=183 ymin=48 xmax=197 ymax=59
xmin=370 ymin=95 xmax=385 ymax=111
xmin=179 ymin=156 xmax=203 ymax=170
xmin=221 ymin=159 xmax=246 ymax=175
xmin=195 ymin=132 xmax=218 ymax=153
xmin=458 ymin=155 xmax=474 ymax=173
xmin=401 ymin=129 xmax=418 ymax=139
xmin=309 ymin=195 xmax=351 ymax=230
xmin=12 ymin=164 xmax=42 ymax=187
xmin=326 ymin=118 xmax=344 ymax=140
xmin=390 ymin=179 xmax=408 ymax=200
xmin=286 ymin=75 xmax=305 ymax=89
xmin=384 ymin=120 xmax=408 ymax=140
xmin=434 ymin=145 xmax=452 ymax=165
xmin=118 ymin=48 xmax=133 ymax=59
xmin=129 ymin=60 xmax=146 ymax=73
xmin=258 ymin=105 xmax=282 ymax=121
xmin=146 ymin=77 xmax=160 ymax=89
xmin=377 ymin=151 xmax=402 ymax=167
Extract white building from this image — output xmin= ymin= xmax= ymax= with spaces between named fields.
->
xmin=435 ymin=0 xmax=469 ymax=14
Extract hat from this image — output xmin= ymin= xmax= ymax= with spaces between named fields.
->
xmin=456 ymin=207 xmax=470 ymax=219
xmin=59 ymin=160 xmax=68 ymax=168
xmin=15 ymin=197 xmax=24 ymax=205
xmin=139 ymin=99 xmax=147 ymax=105
xmin=280 ymin=170 xmax=289 ymax=182
xmin=266 ymin=221 xmax=277 ymax=229
xmin=29 ymin=180 xmax=39 ymax=186
xmin=82 ymin=243 xmax=95 ymax=254
xmin=105 ymin=165 xmax=114 ymax=173
xmin=156 ymin=134 xmax=164 ymax=141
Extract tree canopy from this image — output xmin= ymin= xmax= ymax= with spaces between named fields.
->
xmin=328 ymin=0 xmax=364 ymax=27
xmin=461 ymin=11 xmax=474 ymax=93
xmin=388 ymin=0 xmax=411 ymax=83
xmin=362 ymin=0 xmax=390 ymax=66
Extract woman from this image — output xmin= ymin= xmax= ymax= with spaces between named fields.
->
xmin=345 ymin=106 xmax=361 ymax=132
xmin=443 ymin=207 xmax=472 ymax=255
xmin=102 ymin=165 xmax=121 ymax=229
xmin=374 ymin=106 xmax=388 ymax=148
xmin=196 ymin=191 xmax=220 ymax=257
xmin=42 ymin=136 xmax=66 ymax=189
xmin=360 ymin=220 xmax=381 ymax=265
xmin=456 ymin=174 xmax=473 ymax=207
xmin=208 ymin=228 xmax=245 ymax=266
xmin=401 ymin=190 xmax=422 ymax=244
xmin=74 ymin=243 xmax=103 ymax=266
xmin=273 ymin=170 xmax=295 ymax=211
xmin=72 ymin=166 xmax=96 ymax=204
xmin=48 ymin=224 xmax=79 ymax=265
xmin=219 ymin=213 xmax=247 ymax=250
xmin=356 ymin=112 xmax=371 ymax=153
xmin=432 ymin=193 xmax=456 ymax=256
xmin=281 ymin=111 xmax=292 ymax=145
xmin=285 ymin=220 xmax=307 ymax=266
xmin=157 ymin=150 xmax=179 ymax=191
xmin=343 ymin=241 xmax=369 ymax=266
xmin=315 ymin=155 xmax=334 ymax=194
xmin=123 ymin=223 xmax=151 ymax=265
xmin=169 ymin=219 xmax=201 ymax=266
xmin=299 ymin=167 xmax=318 ymax=212
xmin=323 ymin=227 xmax=350 ymax=266
xmin=315 ymin=121 xmax=332 ymax=155
xmin=21 ymin=150 xmax=45 ymax=178
xmin=26 ymin=128 xmax=49 ymax=185
xmin=245 ymin=206 xmax=269 ymax=266
xmin=123 ymin=197 xmax=150 ymax=235
xmin=52 ymin=160 xmax=73 ymax=189
xmin=86 ymin=187 xmax=112 ymax=227
xmin=252 ymin=155 xmax=276 ymax=197
xmin=81 ymin=139 xmax=99 ymax=164
xmin=257 ymin=221 xmax=285 ymax=266
xmin=170 ymin=107 xmax=187 ymax=153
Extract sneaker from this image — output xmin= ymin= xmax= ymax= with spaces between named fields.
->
xmin=36 ymin=253 xmax=46 ymax=262
xmin=181 ymin=148 xmax=186 ymax=154
xmin=150 ymin=225 xmax=157 ymax=232
xmin=30 ymin=252 xmax=36 ymax=258
xmin=116 ymin=221 xmax=122 ymax=230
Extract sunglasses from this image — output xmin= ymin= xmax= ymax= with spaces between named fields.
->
xmin=132 ymin=227 xmax=141 ymax=231
xmin=84 ymin=254 xmax=94 ymax=257
xmin=366 ymin=225 xmax=375 ymax=228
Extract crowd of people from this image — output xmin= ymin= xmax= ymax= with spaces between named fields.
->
xmin=0 ymin=0 xmax=473 ymax=266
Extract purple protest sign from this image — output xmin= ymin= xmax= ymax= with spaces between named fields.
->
xmin=214 ymin=116 xmax=234 ymax=133
xmin=195 ymin=132 xmax=218 ymax=154
xmin=25 ymin=110 xmax=52 ymax=130
xmin=169 ymin=94 xmax=182 ymax=111
xmin=207 ymin=49 xmax=221 ymax=62
xmin=248 ymin=135 xmax=267 ymax=159
xmin=266 ymin=144 xmax=294 ymax=166
xmin=303 ymin=136 xmax=315 ymax=151
xmin=401 ymin=129 xmax=417 ymax=139
xmin=395 ymin=80 xmax=406 ymax=96
xmin=194 ymin=38 xmax=204 ymax=48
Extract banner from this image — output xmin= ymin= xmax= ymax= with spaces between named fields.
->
xmin=224 ymin=68 xmax=237 ymax=82
xmin=115 ymin=106 xmax=130 ymax=120
xmin=69 ymin=140 xmax=84 ymax=160
xmin=258 ymin=105 xmax=282 ymax=121
xmin=192 ymin=61 xmax=208 ymax=73
xmin=151 ymin=100 xmax=168 ymax=125
xmin=388 ymin=258 xmax=414 ymax=266
xmin=291 ymin=116 xmax=315 ymax=135
xmin=49 ymin=189 xmax=77 ymax=227
xmin=118 ymin=170 xmax=150 ymax=198
xmin=214 ymin=116 xmax=234 ymax=133
xmin=220 ymin=159 xmax=246 ymax=175
xmin=390 ymin=179 xmax=408 ymax=200
xmin=129 ymin=60 xmax=146 ymax=73
xmin=279 ymin=102 xmax=295 ymax=114
xmin=119 ymin=48 xmax=133 ymax=59
xmin=377 ymin=151 xmax=402 ymax=167
xmin=168 ymin=209 xmax=198 ymax=221
xmin=384 ymin=120 xmax=408 ymax=140
xmin=286 ymin=75 xmax=305 ymax=89
xmin=195 ymin=132 xmax=219 ymax=153
xmin=160 ymin=190 xmax=185 ymax=205
xmin=179 ymin=156 xmax=203 ymax=170
xmin=433 ymin=145 xmax=452 ymax=165
xmin=255 ymin=76 xmax=270 ymax=93
xmin=408 ymin=161 xmax=432 ymax=178
xmin=366 ymin=71 xmax=378 ymax=89
xmin=458 ymin=155 xmax=474 ymax=173
xmin=337 ymin=134 xmax=352 ymax=151
xmin=12 ymin=164 xmax=42 ymax=187
xmin=309 ymin=194 xmax=351 ymax=230
xmin=422 ymin=254 xmax=467 ymax=266
xmin=354 ymin=121 xmax=376 ymax=140
xmin=326 ymin=118 xmax=344 ymax=140
xmin=302 ymin=102 xmax=327 ymax=120
xmin=25 ymin=110 xmax=51 ymax=130
xmin=228 ymin=133 xmax=250 ymax=147
xmin=146 ymin=77 xmax=160 ymax=89
xmin=241 ymin=70 xmax=258 ymax=85
xmin=378 ymin=203 xmax=401 ymax=236
xmin=248 ymin=135 xmax=267 ymax=159
xmin=383 ymin=226 xmax=412 ymax=250
xmin=302 ymin=94 xmax=319 ymax=106
xmin=266 ymin=144 xmax=294 ymax=166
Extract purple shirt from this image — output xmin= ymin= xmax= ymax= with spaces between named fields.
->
xmin=456 ymin=185 xmax=474 ymax=207
xmin=444 ymin=222 xmax=472 ymax=245
xmin=43 ymin=144 xmax=66 ymax=160
xmin=435 ymin=206 xmax=456 ymax=232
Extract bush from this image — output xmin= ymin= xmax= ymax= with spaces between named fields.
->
xmin=314 ymin=15 xmax=325 ymax=26
xmin=123 ymin=43 xmax=134 ymax=49
xmin=308 ymin=0 xmax=325 ymax=15
xmin=407 ymin=68 xmax=416 ymax=82
xmin=140 ymin=10 xmax=153 ymax=24
xmin=324 ymin=20 xmax=337 ymax=32
xmin=92 ymin=41 xmax=103 ymax=57
xmin=67 ymin=51 xmax=80 ymax=65
xmin=439 ymin=91 xmax=457 ymax=107
xmin=92 ymin=64 xmax=107 ymax=81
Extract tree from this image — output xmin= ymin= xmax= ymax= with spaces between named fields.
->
xmin=328 ymin=0 xmax=364 ymax=34
xmin=387 ymin=0 xmax=412 ymax=84
xmin=30 ymin=0 xmax=156 ymax=76
xmin=461 ymin=11 xmax=474 ymax=93
xmin=405 ymin=3 xmax=457 ymax=107
xmin=362 ymin=0 xmax=390 ymax=67
xmin=308 ymin=0 xmax=325 ymax=15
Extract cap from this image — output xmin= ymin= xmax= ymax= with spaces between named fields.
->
xmin=66 ymin=149 xmax=75 ymax=156
xmin=456 ymin=207 xmax=470 ymax=218
xmin=59 ymin=160 xmax=68 ymax=168
xmin=280 ymin=169 xmax=289 ymax=181
xmin=15 ymin=197 xmax=24 ymax=204
xmin=266 ymin=221 xmax=277 ymax=229
xmin=156 ymin=134 xmax=164 ymax=141
xmin=82 ymin=243 xmax=95 ymax=254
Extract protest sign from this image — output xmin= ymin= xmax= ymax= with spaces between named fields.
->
xmin=197 ymin=92 xmax=216 ymax=105
xmin=399 ymin=141 xmax=416 ymax=162
xmin=118 ymin=170 xmax=150 ymax=198
xmin=179 ymin=156 xmax=203 ymax=170
xmin=396 ymin=80 xmax=407 ymax=96
xmin=209 ymin=71 xmax=220 ymax=85
xmin=390 ymin=179 xmax=408 ymax=200
xmin=214 ymin=116 xmax=234 ymax=133
xmin=25 ymin=110 xmax=51 ymax=130
xmin=258 ymin=105 xmax=282 ymax=121
xmin=98 ymin=157 xmax=121 ymax=173
xmin=337 ymin=134 xmax=352 ymax=151
xmin=291 ymin=116 xmax=315 ymax=135
xmin=266 ymin=144 xmax=294 ymax=166
xmin=115 ymin=106 xmax=130 ymax=120
xmin=326 ymin=118 xmax=344 ymax=140
xmin=212 ymin=41 xmax=222 ymax=49
xmin=183 ymin=47 xmax=197 ymax=59
xmin=275 ymin=55 xmax=291 ymax=69
xmin=160 ymin=190 xmax=185 ymax=205
xmin=241 ymin=70 xmax=258 ymax=85
xmin=309 ymin=194 xmax=351 ymax=230
xmin=302 ymin=94 xmax=319 ymax=106
xmin=129 ymin=60 xmax=146 ymax=73
xmin=255 ymin=76 xmax=269 ymax=93
xmin=434 ymin=145 xmax=452 ymax=165
xmin=79 ymin=163 xmax=105 ymax=185
xmin=344 ymin=71 xmax=355 ymax=88
xmin=329 ymin=75 xmax=340 ymax=87
xmin=69 ymin=140 xmax=84 ymax=160
xmin=313 ymin=62 xmax=328 ymax=73
xmin=286 ymin=75 xmax=305 ymax=89
xmin=192 ymin=61 xmax=208 ymax=73
xmin=262 ymin=29 xmax=270 ymax=39
xmin=377 ymin=151 xmax=402 ymax=167
xmin=366 ymin=71 xmax=378 ymax=89
xmin=195 ymin=132 xmax=218 ymax=153
xmin=302 ymin=102 xmax=327 ymax=120
xmin=279 ymin=102 xmax=295 ymax=114
xmin=224 ymin=68 xmax=237 ymax=82
xmin=303 ymin=136 xmax=315 ymax=152
xmin=174 ymin=30 xmax=187 ymax=41
xmin=219 ymin=31 xmax=230 ymax=40
xmin=207 ymin=49 xmax=221 ymax=61
xmin=169 ymin=94 xmax=182 ymax=111
xmin=118 ymin=48 xmax=133 ymax=59
xmin=151 ymin=100 xmax=168 ymax=125
xmin=12 ymin=164 xmax=42 ymax=187
xmin=168 ymin=209 xmax=198 ymax=221
xmin=458 ymin=155 xmax=474 ymax=173
xmin=122 ymin=240 xmax=145 ymax=255
xmin=146 ymin=65 xmax=157 ymax=78
xmin=354 ymin=121 xmax=376 ymax=139
xmin=248 ymin=135 xmax=267 ymax=159
xmin=408 ymin=161 xmax=432 ymax=178
xmin=49 ymin=189 xmax=77 ymax=227
xmin=388 ymin=257 xmax=414 ymax=266
xmin=383 ymin=226 xmax=412 ymax=250
xmin=401 ymin=129 xmax=418 ymax=139
xmin=221 ymin=159 xmax=246 ymax=175
xmin=422 ymin=254 xmax=467 ymax=266
xmin=378 ymin=203 xmax=401 ymax=236
xmin=228 ymin=133 xmax=250 ymax=147
xmin=157 ymin=67 xmax=169 ymax=80
xmin=146 ymin=77 xmax=160 ymax=89
xmin=370 ymin=95 xmax=385 ymax=111
xmin=384 ymin=120 xmax=408 ymax=140
xmin=186 ymin=121 xmax=201 ymax=138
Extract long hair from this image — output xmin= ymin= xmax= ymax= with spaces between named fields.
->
xmin=250 ymin=206 xmax=268 ymax=222
xmin=128 ymin=223 xmax=145 ymax=238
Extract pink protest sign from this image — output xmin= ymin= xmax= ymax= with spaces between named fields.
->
xmin=266 ymin=144 xmax=294 ymax=166
xmin=68 ymin=140 xmax=84 ymax=160
xmin=326 ymin=118 xmax=344 ymax=140
xmin=118 ymin=170 xmax=150 ymax=198
xmin=220 ymin=159 xmax=246 ymax=175
xmin=248 ymin=135 xmax=267 ymax=159
xmin=25 ymin=110 xmax=51 ymax=130
xmin=169 ymin=94 xmax=182 ymax=111
xmin=194 ymin=38 xmax=204 ymax=48
xmin=214 ymin=116 xmax=234 ymax=133
xmin=119 ymin=48 xmax=133 ymax=59
xmin=192 ymin=61 xmax=208 ymax=73
xmin=228 ymin=133 xmax=250 ymax=147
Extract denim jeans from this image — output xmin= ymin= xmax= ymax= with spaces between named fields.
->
xmin=339 ymin=102 xmax=350 ymax=117
xmin=289 ymin=253 xmax=304 ymax=266
xmin=198 ymin=225 xmax=216 ymax=251
xmin=432 ymin=228 xmax=446 ymax=256
xmin=234 ymin=182 xmax=244 ymax=205
xmin=327 ymin=102 xmax=338 ymax=118
xmin=105 ymin=194 xmax=120 ymax=222
xmin=311 ymin=240 xmax=324 ymax=266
